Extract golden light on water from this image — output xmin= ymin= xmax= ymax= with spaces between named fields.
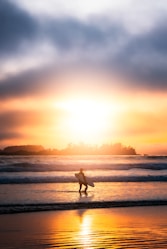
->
xmin=79 ymin=214 xmax=93 ymax=247
xmin=1 ymin=202 xmax=167 ymax=248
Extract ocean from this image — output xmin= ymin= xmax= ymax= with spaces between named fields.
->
xmin=0 ymin=155 xmax=167 ymax=213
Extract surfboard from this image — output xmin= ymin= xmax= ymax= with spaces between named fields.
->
xmin=75 ymin=173 xmax=95 ymax=187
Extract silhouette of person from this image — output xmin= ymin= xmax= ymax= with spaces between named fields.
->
xmin=79 ymin=168 xmax=88 ymax=192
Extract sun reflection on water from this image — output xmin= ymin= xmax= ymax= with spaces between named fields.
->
xmin=79 ymin=214 xmax=92 ymax=247
xmin=45 ymin=206 xmax=167 ymax=248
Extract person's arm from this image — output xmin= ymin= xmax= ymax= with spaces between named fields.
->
xmin=82 ymin=172 xmax=87 ymax=184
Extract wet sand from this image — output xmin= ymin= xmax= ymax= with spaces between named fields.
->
xmin=0 ymin=206 xmax=167 ymax=249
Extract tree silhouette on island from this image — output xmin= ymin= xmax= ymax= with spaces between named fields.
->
xmin=0 ymin=143 xmax=136 ymax=155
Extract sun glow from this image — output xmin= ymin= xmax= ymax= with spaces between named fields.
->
xmin=56 ymin=97 xmax=116 ymax=144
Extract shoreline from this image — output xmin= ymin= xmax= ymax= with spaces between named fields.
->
xmin=1 ymin=199 xmax=167 ymax=214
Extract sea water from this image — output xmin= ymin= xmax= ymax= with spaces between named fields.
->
xmin=0 ymin=155 xmax=167 ymax=212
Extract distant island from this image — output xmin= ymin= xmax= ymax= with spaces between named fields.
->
xmin=0 ymin=143 xmax=136 ymax=155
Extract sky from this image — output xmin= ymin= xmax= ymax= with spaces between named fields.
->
xmin=1 ymin=0 xmax=167 ymax=154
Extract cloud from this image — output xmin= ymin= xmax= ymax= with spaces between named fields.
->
xmin=0 ymin=110 xmax=26 ymax=141
xmin=1 ymin=0 xmax=167 ymax=92
xmin=0 ymin=109 xmax=61 ymax=143
xmin=0 ymin=108 xmax=59 ymax=127
xmin=0 ymin=110 xmax=40 ymax=128
xmin=0 ymin=131 xmax=23 ymax=141
xmin=112 ymin=19 xmax=167 ymax=88
xmin=0 ymin=14 xmax=127 ymax=99
xmin=0 ymin=66 xmax=58 ymax=99
xmin=44 ymin=17 xmax=124 ymax=51
xmin=0 ymin=0 xmax=38 ymax=56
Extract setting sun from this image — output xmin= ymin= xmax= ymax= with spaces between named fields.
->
xmin=56 ymin=97 xmax=118 ymax=144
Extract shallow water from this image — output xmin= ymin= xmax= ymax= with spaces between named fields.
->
xmin=0 ymin=155 xmax=167 ymax=214
xmin=0 ymin=206 xmax=167 ymax=249
xmin=0 ymin=182 xmax=167 ymax=205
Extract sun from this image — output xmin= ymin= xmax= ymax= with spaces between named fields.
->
xmin=56 ymin=97 xmax=114 ymax=144
xmin=67 ymin=99 xmax=107 ymax=138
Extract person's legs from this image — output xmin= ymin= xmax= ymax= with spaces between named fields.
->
xmin=79 ymin=183 xmax=82 ymax=192
xmin=84 ymin=185 xmax=88 ymax=192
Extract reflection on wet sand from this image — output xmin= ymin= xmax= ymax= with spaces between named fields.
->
xmin=79 ymin=213 xmax=93 ymax=248
xmin=0 ymin=206 xmax=167 ymax=248
xmin=79 ymin=190 xmax=94 ymax=201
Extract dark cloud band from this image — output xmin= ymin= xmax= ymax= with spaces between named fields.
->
xmin=1 ymin=0 xmax=167 ymax=92
xmin=0 ymin=0 xmax=38 ymax=56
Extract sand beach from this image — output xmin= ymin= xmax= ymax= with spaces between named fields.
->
xmin=0 ymin=205 xmax=167 ymax=249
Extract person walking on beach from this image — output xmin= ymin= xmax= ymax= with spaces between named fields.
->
xmin=79 ymin=168 xmax=88 ymax=192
